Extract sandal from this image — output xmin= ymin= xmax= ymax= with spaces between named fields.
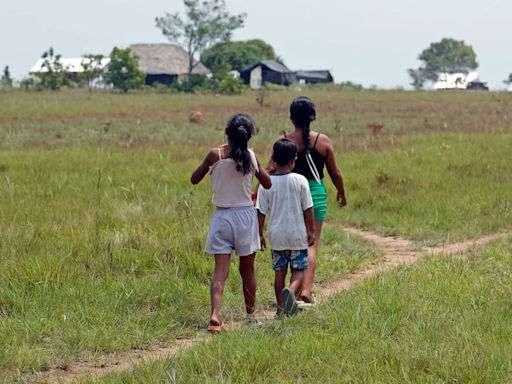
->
xmin=299 ymin=294 xmax=315 ymax=304
xmin=297 ymin=300 xmax=314 ymax=310
xmin=281 ymin=288 xmax=298 ymax=316
xmin=207 ymin=320 xmax=225 ymax=333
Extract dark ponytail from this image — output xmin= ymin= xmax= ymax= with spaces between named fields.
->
xmin=290 ymin=96 xmax=316 ymax=151
xmin=226 ymin=113 xmax=255 ymax=174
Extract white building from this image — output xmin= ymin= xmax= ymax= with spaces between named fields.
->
xmin=30 ymin=57 xmax=110 ymax=74
xmin=433 ymin=72 xmax=479 ymax=90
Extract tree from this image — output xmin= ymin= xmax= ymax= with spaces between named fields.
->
xmin=407 ymin=67 xmax=428 ymax=89
xmin=0 ymin=66 xmax=13 ymax=88
xmin=504 ymin=73 xmax=512 ymax=85
xmin=155 ymin=0 xmax=245 ymax=76
xmin=104 ymin=47 xmax=144 ymax=92
xmin=80 ymin=54 xmax=105 ymax=92
xmin=201 ymin=39 xmax=276 ymax=77
xmin=34 ymin=47 xmax=68 ymax=90
xmin=415 ymin=38 xmax=478 ymax=82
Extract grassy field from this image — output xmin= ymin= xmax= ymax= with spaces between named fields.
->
xmin=0 ymin=89 xmax=511 ymax=381
xmin=0 ymin=147 xmax=379 ymax=379
xmin=88 ymin=236 xmax=512 ymax=384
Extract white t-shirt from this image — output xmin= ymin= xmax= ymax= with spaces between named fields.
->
xmin=256 ymin=172 xmax=314 ymax=250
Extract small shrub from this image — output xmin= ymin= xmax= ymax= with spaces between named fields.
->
xmin=217 ymin=76 xmax=244 ymax=95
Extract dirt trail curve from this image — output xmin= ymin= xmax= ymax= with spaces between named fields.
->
xmin=31 ymin=226 xmax=510 ymax=384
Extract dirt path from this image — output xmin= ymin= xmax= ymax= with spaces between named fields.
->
xmin=30 ymin=227 xmax=510 ymax=384
xmin=320 ymin=226 xmax=509 ymax=298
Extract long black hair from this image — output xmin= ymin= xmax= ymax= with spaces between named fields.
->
xmin=290 ymin=96 xmax=316 ymax=151
xmin=226 ymin=113 xmax=255 ymax=175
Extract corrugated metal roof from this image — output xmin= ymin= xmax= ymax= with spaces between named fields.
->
xmin=296 ymin=70 xmax=333 ymax=81
xmin=30 ymin=58 xmax=110 ymax=73
xmin=240 ymin=59 xmax=293 ymax=74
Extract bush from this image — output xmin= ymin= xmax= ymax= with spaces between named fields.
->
xmin=104 ymin=47 xmax=145 ymax=93
xmin=170 ymin=75 xmax=208 ymax=93
xmin=339 ymin=81 xmax=364 ymax=91
xmin=262 ymin=82 xmax=289 ymax=91
xmin=217 ymin=76 xmax=245 ymax=95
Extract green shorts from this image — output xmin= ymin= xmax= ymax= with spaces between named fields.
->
xmin=308 ymin=179 xmax=327 ymax=221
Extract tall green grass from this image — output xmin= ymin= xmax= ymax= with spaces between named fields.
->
xmin=330 ymin=131 xmax=512 ymax=243
xmin=0 ymin=91 xmax=511 ymax=378
xmin=90 ymin=237 xmax=512 ymax=383
xmin=0 ymin=147 xmax=378 ymax=378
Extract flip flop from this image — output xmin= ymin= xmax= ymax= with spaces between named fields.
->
xmin=207 ymin=320 xmax=225 ymax=333
xmin=297 ymin=300 xmax=314 ymax=310
xmin=299 ymin=295 xmax=315 ymax=304
xmin=281 ymin=287 xmax=298 ymax=316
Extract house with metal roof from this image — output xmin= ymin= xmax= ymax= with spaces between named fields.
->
xmin=29 ymin=57 xmax=110 ymax=87
xmin=296 ymin=70 xmax=333 ymax=84
xmin=239 ymin=60 xmax=297 ymax=89
xmin=30 ymin=57 xmax=111 ymax=74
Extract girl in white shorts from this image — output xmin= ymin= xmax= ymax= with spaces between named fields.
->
xmin=191 ymin=113 xmax=271 ymax=332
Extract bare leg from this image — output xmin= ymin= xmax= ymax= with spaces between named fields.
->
xmin=300 ymin=220 xmax=323 ymax=301
xmin=289 ymin=269 xmax=304 ymax=297
xmin=210 ymin=254 xmax=231 ymax=325
xmin=274 ymin=270 xmax=287 ymax=315
xmin=239 ymin=253 xmax=256 ymax=314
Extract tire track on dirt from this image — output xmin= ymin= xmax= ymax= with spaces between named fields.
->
xmin=29 ymin=226 xmax=510 ymax=384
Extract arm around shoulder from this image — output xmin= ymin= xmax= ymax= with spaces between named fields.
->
xmin=255 ymin=158 xmax=272 ymax=189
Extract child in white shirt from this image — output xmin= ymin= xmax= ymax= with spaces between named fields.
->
xmin=256 ymin=138 xmax=315 ymax=316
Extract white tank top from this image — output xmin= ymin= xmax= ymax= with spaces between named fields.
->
xmin=210 ymin=148 xmax=258 ymax=208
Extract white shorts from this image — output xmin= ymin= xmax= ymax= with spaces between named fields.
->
xmin=205 ymin=206 xmax=260 ymax=256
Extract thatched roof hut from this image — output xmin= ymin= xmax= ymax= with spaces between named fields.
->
xmin=129 ymin=43 xmax=210 ymax=85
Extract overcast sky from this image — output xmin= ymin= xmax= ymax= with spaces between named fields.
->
xmin=1 ymin=0 xmax=511 ymax=89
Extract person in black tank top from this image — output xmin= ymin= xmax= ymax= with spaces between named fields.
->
xmin=275 ymin=96 xmax=347 ymax=304
xmin=292 ymin=133 xmax=326 ymax=181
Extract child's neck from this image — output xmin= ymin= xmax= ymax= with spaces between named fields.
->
xmin=274 ymin=164 xmax=293 ymax=175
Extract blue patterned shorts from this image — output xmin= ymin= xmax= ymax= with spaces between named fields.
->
xmin=271 ymin=249 xmax=308 ymax=271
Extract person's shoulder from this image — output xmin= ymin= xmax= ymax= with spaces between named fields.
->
xmin=313 ymin=131 xmax=332 ymax=145
xmin=206 ymin=147 xmax=221 ymax=163
xmin=247 ymin=148 xmax=259 ymax=170
xmin=248 ymin=147 xmax=260 ymax=159
xmin=313 ymin=132 xmax=333 ymax=156
xmin=290 ymin=172 xmax=309 ymax=185
xmin=290 ymin=172 xmax=308 ymax=180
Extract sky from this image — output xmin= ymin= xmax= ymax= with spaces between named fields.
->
xmin=1 ymin=0 xmax=511 ymax=89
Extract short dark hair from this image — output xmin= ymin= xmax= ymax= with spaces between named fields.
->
xmin=272 ymin=138 xmax=298 ymax=166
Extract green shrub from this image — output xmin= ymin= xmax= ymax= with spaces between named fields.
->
xmin=217 ymin=76 xmax=245 ymax=95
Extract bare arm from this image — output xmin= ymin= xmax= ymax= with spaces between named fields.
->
xmin=324 ymin=137 xmax=347 ymax=208
xmin=304 ymin=207 xmax=315 ymax=246
xmin=257 ymin=210 xmax=266 ymax=250
xmin=255 ymin=158 xmax=272 ymax=189
xmin=265 ymin=156 xmax=277 ymax=175
xmin=190 ymin=149 xmax=217 ymax=185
